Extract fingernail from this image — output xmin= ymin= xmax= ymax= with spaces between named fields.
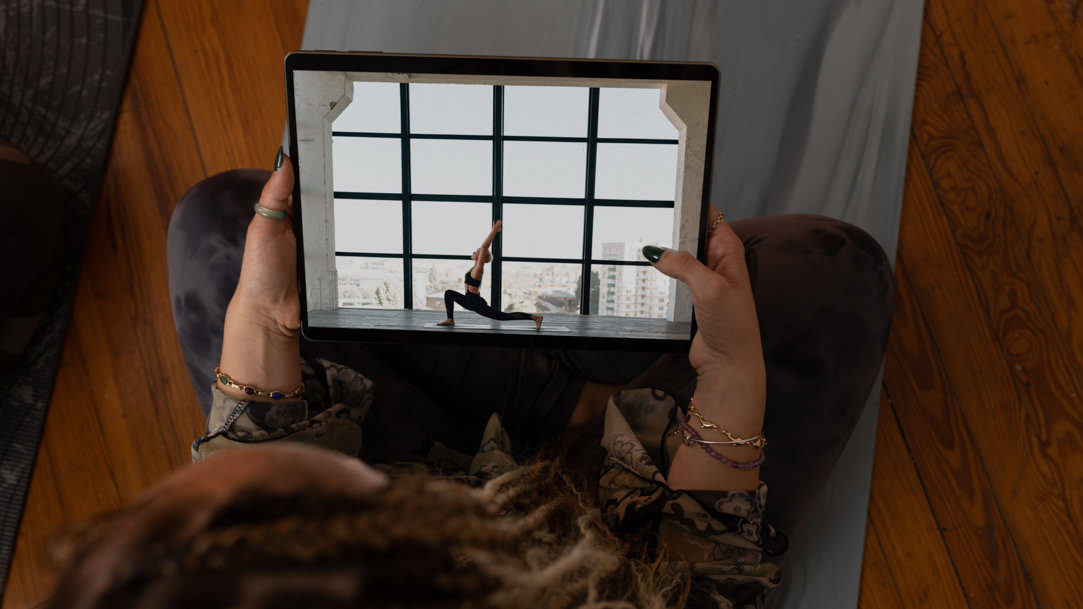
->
xmin=273 ymin=147 xmax=284 ymax=172
xmin=642 ymin=245 xmax=664 ymax=263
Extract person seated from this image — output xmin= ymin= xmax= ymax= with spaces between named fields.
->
xmin=46 ymin=149 xmax=893 ymax=608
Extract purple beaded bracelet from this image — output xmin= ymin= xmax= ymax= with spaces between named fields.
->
xmin=678 ymin=416 xmax=766 ymax=469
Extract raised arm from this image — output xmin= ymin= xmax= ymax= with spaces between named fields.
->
xmin=472 ymin=220 xmax=502 ymax=276
xmin=480 ymin=220 xmax=501 ymax=251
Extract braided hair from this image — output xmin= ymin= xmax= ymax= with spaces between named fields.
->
xmin=47 ymin=460 xmax=690 ymax=609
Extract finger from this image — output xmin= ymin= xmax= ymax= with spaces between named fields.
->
xmin=641 ymin=246 xmax=725 ymax=299
xmin=256 ymin=150 xmax=295 ymax=215
xmin=703 ymin=209 xmax=747 ymax=279
xmin=708 ymin=205 xmax=723 ymax=228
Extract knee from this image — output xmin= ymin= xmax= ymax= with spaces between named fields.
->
xmin=169 ymin=169 xmax=271 ymax=243
xmin=741 ymin=214 xmax=895 ymax=375
xmin=168 ymin=169 xmax=270 ymax=270
xmin=753 ymin=214 xmax=893 ymax=318
xmin=810 ymin=216 xmax=894 ymax=337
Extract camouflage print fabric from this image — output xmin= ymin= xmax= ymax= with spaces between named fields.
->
xmin=192 ymin=360 xmax=785 ymax=608
xmin=599 ymin=389 xmax=787 ymax=608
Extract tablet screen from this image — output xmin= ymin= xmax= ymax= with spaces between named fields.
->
xmin=286 ymin=52 xmax=718 ymax=350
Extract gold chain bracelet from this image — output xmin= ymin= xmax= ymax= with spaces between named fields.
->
xmin=685 ymin=397 xmax=768 ymax=448
xmin=215 ymin=367 xmax=304 ymax=400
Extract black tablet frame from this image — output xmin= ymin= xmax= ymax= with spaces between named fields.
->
xmin=285 ymin=51 xmax=719 ymax=351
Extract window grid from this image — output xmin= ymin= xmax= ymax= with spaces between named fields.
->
xmin=332 ymin=85 xmax=677 ymax=314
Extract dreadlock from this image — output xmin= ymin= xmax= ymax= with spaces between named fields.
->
xmin=48 ymin=460 xmax=690 ymax=609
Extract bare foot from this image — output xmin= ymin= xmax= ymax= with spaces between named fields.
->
xmin=533 ymin=315 xmax=543 ymax=331
xmin=437 ymin=319 xmax=455 ymax=327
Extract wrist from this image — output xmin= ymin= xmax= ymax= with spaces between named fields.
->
xmin=218 ymin=297 xmax=303 ymax=402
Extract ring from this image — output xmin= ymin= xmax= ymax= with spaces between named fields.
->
xmin=253 ymin=202 xmax=287 ymax=221
xmin=707 ymin=212 xmax=726 ymax=235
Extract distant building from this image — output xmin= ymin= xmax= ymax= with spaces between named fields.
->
xmin=597 ymin=241 xmax=667 ymax=319
xmin=535 ymin=289 xmax=576 ymax=313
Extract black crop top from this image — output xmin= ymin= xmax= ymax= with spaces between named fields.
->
xmin=464 ymin=270 xmax=482 ymax=288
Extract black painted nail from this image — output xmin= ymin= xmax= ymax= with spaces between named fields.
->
xmin=273 ymin=147 xmax=284 ymax=172
xmin=642 ymin=245 xmax=664 ymax=263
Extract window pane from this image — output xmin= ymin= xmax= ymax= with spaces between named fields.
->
xmin=334 ymin=199 xmax=403 ymax=254
xmin=409 ymin=83 xmax=492 ymax=135
xmin=503 ymin=141 xmax=586 ymax=198
xmin=411 ymin=201 xmax=493 ymax=256
xmin=335 ymin=256 xmax=404 ymax=309
xmin=597 ymin=88 xmax=678 ymax=140
xmin=332 ymin=136 xmax=401 ymax=193
xmin=333 ymin=82 xmax=400 ymax=133
xmin=412 ymin=258 xmax=491 ymax=311
xmin=591 ymin=206 xmax=674 ymax=261
xmin=594 ymin=143 xmax=678 ymax=201
xmin=501 ymin=204 xmax=583 ymax=259
xmin=501 ymin=262 xmax=582 ymax=315
xmin=411 ymin=140 xmax=492 ymax=195
xmin=504 ymin=86 xmax=589 ymax=137
xmin=592 ymin=264 xmax=670 ymax=319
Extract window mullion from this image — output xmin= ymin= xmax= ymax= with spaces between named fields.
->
xmin=400 ymin=83 xmax=413 ymax=309
xmin=580 ymin=88 xmax=600 ymax=315
xmin=492 ymin=85 xmax=504 ymax=310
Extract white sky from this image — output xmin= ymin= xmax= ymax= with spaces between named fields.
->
xmin=331 ymin=82 xmax=679 ymax=260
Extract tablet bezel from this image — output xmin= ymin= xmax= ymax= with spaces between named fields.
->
xmin=285 ymin=51 xmax=719 ymax=351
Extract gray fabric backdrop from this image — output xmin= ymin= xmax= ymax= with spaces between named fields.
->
xmin=298 ymin=1 xmax=924 ymax=606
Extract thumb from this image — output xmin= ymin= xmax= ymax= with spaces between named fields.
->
xmin=641 ymin=245 xmax=722 ymax=298
xmin=256 ymin=148 xmax=294 ymax=216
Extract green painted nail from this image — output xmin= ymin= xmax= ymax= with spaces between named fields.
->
xmin=273 ymin=147 xmax=284 ymax=171
xmin=642 ymin=245 xmax=664 ymax=263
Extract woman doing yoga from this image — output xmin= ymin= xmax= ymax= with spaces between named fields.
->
xmin=437 ymin=220 xmax=544 ymax=330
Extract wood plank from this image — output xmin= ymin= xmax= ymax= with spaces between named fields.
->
xmin=897 ymin=12 xmax=1083 ymax=605
xmin=856 ymin=521 xmax=905 ymax=609
xmin=156 ymin=0 xmax=304 ymax=174
xmin=926 ymin=0 xmax=1083 ymax=388
xmin=888 ymin=21 xmax=1083 ymax=606
xmin=886 ymin=253 xmax=1034 ymax=607
xmin=859 ymin=387 xmax=969 ymax=609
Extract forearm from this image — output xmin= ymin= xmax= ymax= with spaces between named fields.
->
xmin=480 ymin=222 xmax=502 ymax=250
xmin=667 ymin=363 xmax=766 ymax=491
xmin=216 ymin=295 xmax=302 ymax=402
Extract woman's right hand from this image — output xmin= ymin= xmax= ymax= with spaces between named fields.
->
xmin=644 ymin=208 xmax=766 ymax=490
xmin=644 ymin=209 xmax=764 ymax=392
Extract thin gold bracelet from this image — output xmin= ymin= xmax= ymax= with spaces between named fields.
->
xmin=686 ymin=397 xmax=767 ymax=449
xmin=215 ymin=367 xmax=304 ymax=400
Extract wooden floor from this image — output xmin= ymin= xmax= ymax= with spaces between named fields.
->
xmin=3 ymin=0 xmax=1082 ymax=607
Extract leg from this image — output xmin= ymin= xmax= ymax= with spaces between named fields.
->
xmin=439 ymin=289 xmax=474 ymax=326
xmin=468 ymin=296 xmax=532 ymax=322
xmin=168 ymin=169 xmax=265 ymax=413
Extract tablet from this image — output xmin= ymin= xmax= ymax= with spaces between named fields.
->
xmin=285 ymin=51 xmax=719 ymax=351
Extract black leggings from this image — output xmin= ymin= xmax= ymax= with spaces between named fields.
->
xmin=444 ymin=289 xmax=533 ymax=322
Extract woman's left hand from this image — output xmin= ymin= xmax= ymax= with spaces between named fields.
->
xmin=217 ymin=150 xmax=303 ymax=401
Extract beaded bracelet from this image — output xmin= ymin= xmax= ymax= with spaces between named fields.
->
xmin=686 ymin=397 xmax=768 ymax=448
xmin=214 ymin=366 xmax=304 ymax=400
xmin=678 ymin=417 xmax=766 ymax=469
